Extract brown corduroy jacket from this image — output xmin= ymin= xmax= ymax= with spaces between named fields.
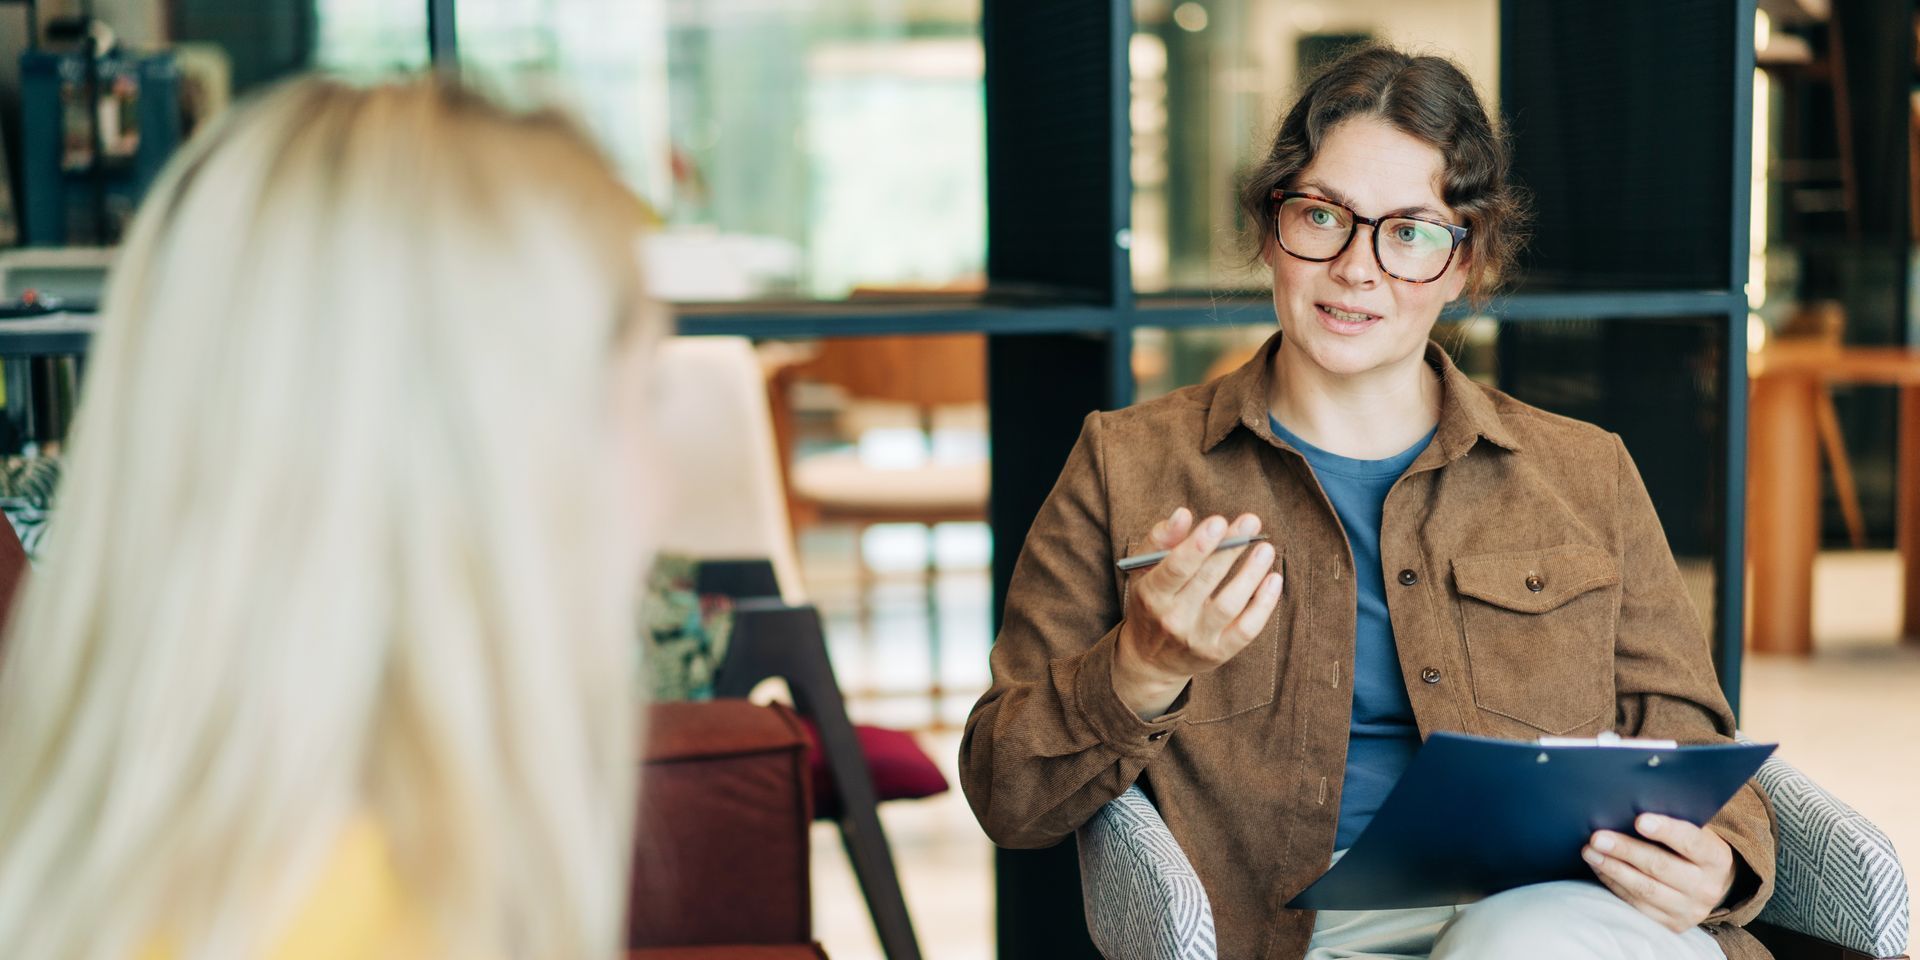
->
xmin=960 ymin=334 xmax=1775 ymax=960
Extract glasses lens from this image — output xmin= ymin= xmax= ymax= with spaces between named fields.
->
xmin=1377 ymin=218 xmax=1455 ymax=281
xmin=1277 ymin=197 xmax=1352 ymax=259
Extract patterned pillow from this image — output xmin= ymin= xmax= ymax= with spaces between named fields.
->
xmin=1745 ymin=744 xmax=1910 ymax=957
xmin=0 ymin=453 xmax=58 ymax=560
xmin=641 ymin=554 xmax=735 ymax=703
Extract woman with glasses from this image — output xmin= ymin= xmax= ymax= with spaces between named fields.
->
xmin=961 ymin=44 xmax=1774 ymax=960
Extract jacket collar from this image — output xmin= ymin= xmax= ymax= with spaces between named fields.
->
xmin=1200 ymin=331 xmax=1523 ymax=460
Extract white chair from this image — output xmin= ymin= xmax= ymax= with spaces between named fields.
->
xmin=649 ymin=336 xmax=807 ymax=604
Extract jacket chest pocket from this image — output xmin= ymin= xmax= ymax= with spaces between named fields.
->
xmin=1118 ymin=536 xmax=1284 ymax=724
xmin=1189 ymin=546 xmax=1292 ymax=724
xmin=1452 ymin=544 xmax=1621 ymax=735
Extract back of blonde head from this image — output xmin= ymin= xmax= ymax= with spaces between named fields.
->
xmin=0 ymin=76 xmax=656 ymax=959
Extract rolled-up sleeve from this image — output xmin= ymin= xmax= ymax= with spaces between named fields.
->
xmin=1608 ymin=434 xmax=1776 ymax=925
xmin=959 ymin=412 xmax=1189 ymax=849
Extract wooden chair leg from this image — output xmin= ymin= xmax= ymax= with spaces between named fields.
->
xmin=856 ymin=520 xmax=876 ymax=666
xmin=716 ymin=600 xmax=926 ymax=960
xmin=923 ymin=523 xmax=945 ymax=729
xmin=1816 ymin=388 xmax=1869 ymax=550
xmin=1750 ymin=373 xmax=1822 ymax=654
xmin=1900 ymin=385 xmax=1920 ymax=645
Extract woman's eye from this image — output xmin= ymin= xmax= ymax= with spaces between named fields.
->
xmin=1389 ymin=223 xmax=1441 ymax=248
xmin=1308 ymin=208 xmax=1339 ymax=227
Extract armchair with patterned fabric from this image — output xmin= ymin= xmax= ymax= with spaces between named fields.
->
xmin=1076 ymin=750 xmax=1909 ymax=960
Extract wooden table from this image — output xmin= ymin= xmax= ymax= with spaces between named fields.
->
xmin=1748 ymin=343 xmax=1920 ymax=654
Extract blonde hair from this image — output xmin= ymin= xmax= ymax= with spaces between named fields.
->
xmin=0 ymin=76 xmax=658 ymax=958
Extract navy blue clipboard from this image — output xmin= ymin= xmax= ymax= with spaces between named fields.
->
xmin=1285 ymin=731 xmax=1776 ymax=910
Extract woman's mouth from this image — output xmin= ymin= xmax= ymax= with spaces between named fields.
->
xmin=1315 ymin=302 xmax=1382 ymax=335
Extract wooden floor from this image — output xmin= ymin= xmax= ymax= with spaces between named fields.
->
xmin=800 ymin=537 xmax=1919 ymax=960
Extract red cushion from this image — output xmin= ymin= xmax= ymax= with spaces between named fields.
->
xmin=797 ymin=719 xmax=949 ymax=820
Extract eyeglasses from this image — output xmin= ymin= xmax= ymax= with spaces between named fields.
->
xmin=1269 ymin=190 xmax=1469 ymax=284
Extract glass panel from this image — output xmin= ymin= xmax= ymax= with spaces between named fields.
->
xmin=313 ymin=0 xmax=431 ymax=75
xmin=1752 ymin=6 xmax=1907 ymax=548
xmin=1133 ymin=1 xmax=1748 ymax=296
xmin=167 ymin=4 xmax=989 ymax=303
xmin=1130 ymin=324 xmax=1277 ymax=403
xmin=1131 ymin=316 xmax=1728 ymax=630
xmin=455 ymin=0 xmax=985 ymax=303
xmin=1129 ymin=0 xmax=1499 ymax=295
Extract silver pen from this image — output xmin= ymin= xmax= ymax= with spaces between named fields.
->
xmin=1115 ymin=534 xmax=1270 ymax=572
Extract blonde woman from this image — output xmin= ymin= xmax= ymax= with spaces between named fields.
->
xmin=0 ymin=77 xmax=662 ymax=958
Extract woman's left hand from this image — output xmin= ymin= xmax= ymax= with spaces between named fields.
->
xmin=1582 ymin=813 xmax=1736 ymax=933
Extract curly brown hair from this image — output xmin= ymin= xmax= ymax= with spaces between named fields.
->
xmin=1239 ymin=44 xmax=1528 ymax=307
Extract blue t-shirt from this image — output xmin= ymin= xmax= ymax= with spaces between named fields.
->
xmin=1269 ymin=416 xmax=1436 ymax=851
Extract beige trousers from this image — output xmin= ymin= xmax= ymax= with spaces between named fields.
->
xmin=1306 ymin=850 xmax=1727 ymax=960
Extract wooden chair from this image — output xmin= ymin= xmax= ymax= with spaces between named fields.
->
xmin=767 ymin=334 xmax=988 ymax=723
xmin=1776 ymin=300 xmax=1870 ymax=549
xmin=772 ymin=333 xmax=988 ymax=532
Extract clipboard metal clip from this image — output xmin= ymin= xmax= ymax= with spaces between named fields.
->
xmin=1536 ymin=731 xmax=1678 ymax=750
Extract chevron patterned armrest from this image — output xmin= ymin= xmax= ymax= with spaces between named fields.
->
xmin=1744 ymin=746 xmax=1910 ymax=959
xmin=1077 ymin=785 xmax=1218 ymax=960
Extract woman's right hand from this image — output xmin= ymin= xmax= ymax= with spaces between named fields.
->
xmin=1113 ymin=508 xmax=1283 ymax=720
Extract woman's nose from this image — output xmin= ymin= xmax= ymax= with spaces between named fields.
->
xmin=1329 ymin=224 xmax=1383 ymax=287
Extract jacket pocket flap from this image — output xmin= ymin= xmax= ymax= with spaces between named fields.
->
xmin=1452 ymin=544 xmax=1621 ymax=614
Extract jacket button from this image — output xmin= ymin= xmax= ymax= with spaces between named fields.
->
xmin=1420 ymin=667 xmax=1442 ymax=684
xmin=1397 ymin=569 xmax=1419 ymax=586
xmin=1525 ymin=574 xmax=1545 ymax=593
xmin=1148 ymin=730 xmax=1168 ymax=741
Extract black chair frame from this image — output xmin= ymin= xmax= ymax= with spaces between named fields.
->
xmin=702 ymin=559 xmax=925 ymax=960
